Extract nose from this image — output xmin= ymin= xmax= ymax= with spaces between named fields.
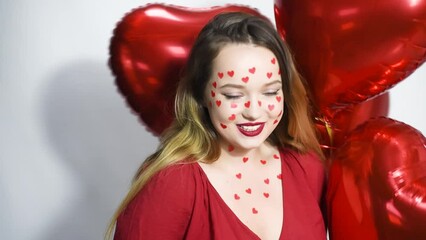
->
xmin=242 ymin=98 xmax=262 ymax=121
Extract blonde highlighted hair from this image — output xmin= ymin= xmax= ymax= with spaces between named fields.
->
xmin=106 ymin=12 xmax=322 ymax=239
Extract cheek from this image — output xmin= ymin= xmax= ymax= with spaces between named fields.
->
xmin=264 ymin=100 xmax=284 ymax=126
xmin=207 ymin=87 xmax=244 ymax=121
xmin=262 ymin=95 xmax=284 ymax=117
xmin=208 ymin=109 xmax=237 ymax=132
xmin=208 ymin=99 xmax=241 ymax=124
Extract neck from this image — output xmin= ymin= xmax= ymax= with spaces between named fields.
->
xmin=214 ymin=140 xmax=277 ymax=169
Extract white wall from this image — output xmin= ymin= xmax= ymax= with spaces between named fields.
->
xmin=0 ymin=1 xmax=424 ymax=239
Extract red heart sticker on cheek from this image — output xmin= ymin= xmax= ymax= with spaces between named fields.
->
xmin=228 ymin=114 xmax=236 ymax=121
xmin=274 ymin=0 xmax=426 ymax=117
xmin=109 ymin=4 xmax=263 ymax=135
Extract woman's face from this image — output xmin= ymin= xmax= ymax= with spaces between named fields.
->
xmin=205 ymin=44 xmax=284 ymax=151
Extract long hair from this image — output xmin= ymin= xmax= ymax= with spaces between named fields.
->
xmin=106 ymin=12 xmax=322 ymax=239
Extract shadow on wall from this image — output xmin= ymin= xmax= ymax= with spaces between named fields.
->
xmin=39 ymin=60 xmax=159 ymax=240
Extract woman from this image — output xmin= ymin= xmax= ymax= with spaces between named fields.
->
xmin=108 ymin=12 xmax=327 ymax=240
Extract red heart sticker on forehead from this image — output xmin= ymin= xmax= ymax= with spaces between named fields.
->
xmin=109 ymin=4 xmax=263 ymax=135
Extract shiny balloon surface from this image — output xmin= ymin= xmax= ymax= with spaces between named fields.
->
xmin=109 ymin=4 xmax=262 ymax=135
xmin=274 ymin=0 xmax=426 ymax=117
xmin=327 ymin=117 xmax=426 ymax=240
xmin=316 ymin=93 xmax=389 ymax=154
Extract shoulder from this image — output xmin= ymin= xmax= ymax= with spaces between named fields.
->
xmin=137 ymin=162 xmax=201 ymax=202
xmin=280 ymin=148 xmax=326 ymax=197
xmin=115 ymin=162 xmax=202 ymax=239
xmin=152 ymin=161 xmax=200 ymax=182
xmin=280 ymin=148 xmax=324 ymax=175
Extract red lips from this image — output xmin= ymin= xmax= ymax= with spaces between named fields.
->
xmin=236 ymin=122 xmax=265 ymax=137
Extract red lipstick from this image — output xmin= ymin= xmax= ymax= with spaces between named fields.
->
xmin=236 ymin=122 xmax=265 ymax=137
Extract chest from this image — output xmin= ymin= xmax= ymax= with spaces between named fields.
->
xmin=199 ymin=162 xmax=284 ymax=240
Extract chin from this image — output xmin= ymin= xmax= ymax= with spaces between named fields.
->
xmin=233 ymin=138 xmax=269 ymax=150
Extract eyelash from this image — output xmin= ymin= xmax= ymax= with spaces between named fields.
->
xmin=222 ymin=90 xmax=280 ymax=99
xmin=223 ymin=94 xmax=242 ymax=100
xmin=264 ymin=90 xmax=280 ymax=96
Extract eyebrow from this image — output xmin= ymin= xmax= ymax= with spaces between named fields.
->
xmin=219 ymin=80 xmax=282 ymax=89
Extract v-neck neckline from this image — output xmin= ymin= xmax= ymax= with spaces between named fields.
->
xmin=195 ymin=151 xmax=286 ymax=239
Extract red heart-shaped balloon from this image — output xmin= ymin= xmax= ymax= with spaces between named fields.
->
xmin=274 ymin=0 xmax=426 ymax=117
xmin=327 ymin=117 xmax=426 ymax=240
xmin=109 ymin=4 xmax=262 ymax=135
xmin=316 ymin=93 xmax=389 ymax=155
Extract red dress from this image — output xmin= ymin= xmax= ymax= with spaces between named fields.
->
xmin=114 ymin=148 xmax=327 ymax=240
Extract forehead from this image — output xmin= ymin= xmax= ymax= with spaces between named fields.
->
xmin=212 ymin=44 xmax=277 ymax=71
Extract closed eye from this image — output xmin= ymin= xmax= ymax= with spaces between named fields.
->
xmin=222 ymin=94 xmax=242 ymax=100
xmin=264 ymin=90 xmax=280 ymax=96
